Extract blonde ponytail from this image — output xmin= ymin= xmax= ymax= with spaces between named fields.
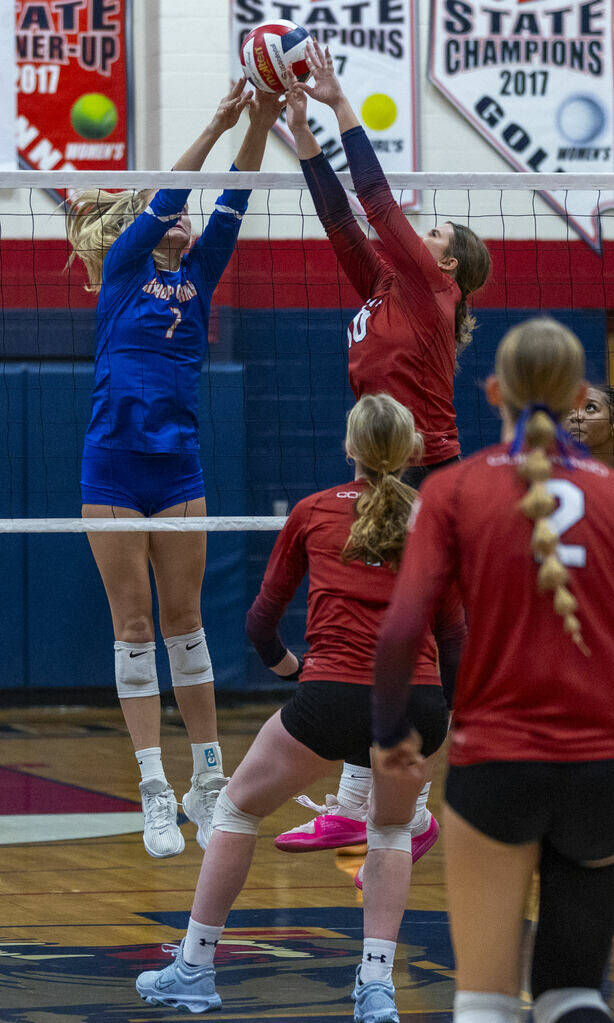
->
xmin=342 ymin=393 xmax=423 ymax=570
xmin=343 ymin=471 xmax=416 ymax=570
xmin=497 ymin=317 xmax=589 ymax=656
xmin=519 ymin=408 xmax=589 ymax=655
xmin=65 ymin=188 xmax=151 ymax=291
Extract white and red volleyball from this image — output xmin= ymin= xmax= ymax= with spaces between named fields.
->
xmin=240 ymin=20 xmax=310 ymax=94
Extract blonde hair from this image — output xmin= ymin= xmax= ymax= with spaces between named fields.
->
xmin=65 ymin=188 xmax=152 ymax=291
xmin=496 ymin=317 xmax=589 ymax=656
xmin=342 ymin=393 xmax=423 ymax=571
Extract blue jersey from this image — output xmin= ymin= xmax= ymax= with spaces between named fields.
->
xmin=85 ymin=175 xmax=248 ymax=453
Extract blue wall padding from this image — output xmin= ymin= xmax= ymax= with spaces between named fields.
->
xmin=0 ymin=306 xmax=607 ymax=692
xmin=0 ymin=362 xmax=247 ymax=691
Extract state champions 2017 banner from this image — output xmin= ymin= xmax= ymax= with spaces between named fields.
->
xmin=15 ymin=0 xmax=133 ymax=176
xmin=231 ymin=0 xmax=420 ymax=210
xmin=429 ymin=0 xmax=614 ymax=251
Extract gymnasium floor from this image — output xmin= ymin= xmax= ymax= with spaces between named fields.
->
xmin=1 ymin=704 xmax=612 ymax=1023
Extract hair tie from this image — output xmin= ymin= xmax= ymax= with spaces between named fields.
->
xmin=509 ymin=402 xmax=589 ymax=466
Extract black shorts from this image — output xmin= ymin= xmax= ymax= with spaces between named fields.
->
xmin=446 ymin=760 xmax=614 ymax=862
xmin=403 ymin=455 xmax=461 ymax=490
xmin=281 ymin=680 xmax=448 ymax=764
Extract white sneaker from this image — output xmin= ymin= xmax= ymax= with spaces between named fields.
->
xmin=182 ymin=774 xmax=228 ymax=851
xmin=139 ymin=778 xmax=185 ymax=858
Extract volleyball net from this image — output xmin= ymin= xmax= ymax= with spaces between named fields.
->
xmin=1 ymin=170 xmax=613 ymax=691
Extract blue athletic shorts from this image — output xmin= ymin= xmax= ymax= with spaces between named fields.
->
xmin=81 ymin=444 xmax=205 ymax=516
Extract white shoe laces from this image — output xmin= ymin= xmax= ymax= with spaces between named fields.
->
xmin=143 ymin=789 xmax=177 ymax=833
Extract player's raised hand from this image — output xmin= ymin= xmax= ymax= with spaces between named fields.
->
xmin=211 ymin=79 xmax=252 ymax=134
xmin=298 ymin=40 xmax=344 ymax=109
xmin=249 ymin=87 xmax=286 ymax=131
xmin=285 ymin=68 xmax=309 ymax=134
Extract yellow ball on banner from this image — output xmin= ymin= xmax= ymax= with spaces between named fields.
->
xmin=70 ymin=94 xmax=118 ymax=140
xmin=361 ymin=94 xmax=397 ymax=132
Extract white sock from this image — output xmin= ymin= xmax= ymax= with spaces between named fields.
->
xmin=409 ymin=781 xmax=431 ymax=834
xmin=454 ymin=991 xmax=522 ymax=1022
xmin=191 ymin=741 xmax=224 ymax=782
xmin=336 ymin=762 xmax=372 ymax=813
xmin=533 ymin=988 xmax=612 ymax=1023
xmin=135 ymin=747 xmax=166 ymax=785
xmin=360 ymin=938 xmax=396 ymax=985
xmin=183 ymin=918 xmax=224 ymax=967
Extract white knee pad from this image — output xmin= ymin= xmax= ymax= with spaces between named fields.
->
xmin=114 ymin=641 xmax=159 ymax=698
xmin=211 ymin=787 xmax=261 ymax=836
xmin=533 ymin=988 xmax=612 ymax=1023
xmin=366 ymin=812 xmax=413 ymax=854
xmin=165 ymin=628 xmax=213 ymax=687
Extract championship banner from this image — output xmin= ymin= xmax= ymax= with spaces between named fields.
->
xmin=15 ymin=0 xmax=133 ymax=177
xmin=0 ymin=0 xmax=16 ymax=168
xmin=429 ymin=0 xmax=614 ymax=251
xmin=231 ymin=0 xmax=420 ymax=210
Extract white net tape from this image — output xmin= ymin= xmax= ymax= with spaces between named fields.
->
xmin=0 ymin=517 xmax=286 ymax=533
xmin=2 ymin=170 xmax=614 ymax=189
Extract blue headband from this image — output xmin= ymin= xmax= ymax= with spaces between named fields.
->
xmin=509 ymin=403 xmax=590 ymax=466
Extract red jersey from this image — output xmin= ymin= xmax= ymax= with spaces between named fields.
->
xmin=302 ymin=129 xmax=461 ymax=465
xmin=247 ymin=479 xmax=465 ymax=687
xmin=373 ymin=444 xmax=614 ymax=762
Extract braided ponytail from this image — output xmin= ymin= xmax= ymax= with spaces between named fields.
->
xmin=496 ymin=319 xmax=589 ymax=656
xmin=518 ymin=410 xmax=589 ymax=655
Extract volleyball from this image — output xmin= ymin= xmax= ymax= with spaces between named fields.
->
xmin=240 ymin=20 xmax=310 ymax=93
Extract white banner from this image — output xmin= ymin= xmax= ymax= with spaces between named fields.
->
xmin=0 ymin=0 xmax=16 ymax=169
xmin=429 ymin=0 xmax=614 ymax=250
xmin=231 ymin=0 xmax=420 ymax=209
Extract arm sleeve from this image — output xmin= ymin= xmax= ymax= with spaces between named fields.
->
xmin=187 ymin=165 xmax=249 ymax=290
xmin=102 ymin=187 xmax=191 ymax=283
xmin=372 ymin=477 xmax=458 ymax=748
xmin=245 ymin=500 xmax=310 ymax=668
xmin=341 ymin=126 xmax=446 ymax=312
xmin=300 ymin=151 xmax=388 ymax=302
xmin=431 ymin=584 xmax=466 ymax=710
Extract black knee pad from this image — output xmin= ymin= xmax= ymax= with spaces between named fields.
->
xmin=531 ymin=839 xmax=614 ymax=999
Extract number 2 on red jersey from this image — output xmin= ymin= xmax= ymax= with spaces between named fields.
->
xmin=544 ymin=479 xmax=586 ymax=567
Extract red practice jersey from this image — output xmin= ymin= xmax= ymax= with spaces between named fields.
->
xmin=247 ymin=479 xmax=464 ymax=687
xmin=302 ymin=129 xmax=461 ymax=465
xmin=373 ymin=444 xmax=614 ymax=761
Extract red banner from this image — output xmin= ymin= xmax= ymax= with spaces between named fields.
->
xmin=16 ymin=0 xmax=132 ymax=174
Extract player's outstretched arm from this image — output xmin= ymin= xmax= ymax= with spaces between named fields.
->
xmin=173 ymin=79 xmax=252 ymax=171
xmin=285 ymin=70 xmax=386 ymax=302
xmin=103 ymin=83 xmax=252 ymax=282
xmin=234 ymin=88 xmax=285 ymax=170
xmin=298 ymin=42 xmax=442 ymax=296
xmin=189 ymin=89 xmax=283 ymax=287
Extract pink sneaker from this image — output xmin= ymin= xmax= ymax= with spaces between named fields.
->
xmin=275 ymin=794 xmax=368 ymax=852
xmin=354 ymin=813 xmax=440 ymax=890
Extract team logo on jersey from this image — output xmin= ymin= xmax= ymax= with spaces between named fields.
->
xmin=142 ymin=278 xmax=197 ymax=302
xmin=336 ymin=490 xmax=360 ymax=499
